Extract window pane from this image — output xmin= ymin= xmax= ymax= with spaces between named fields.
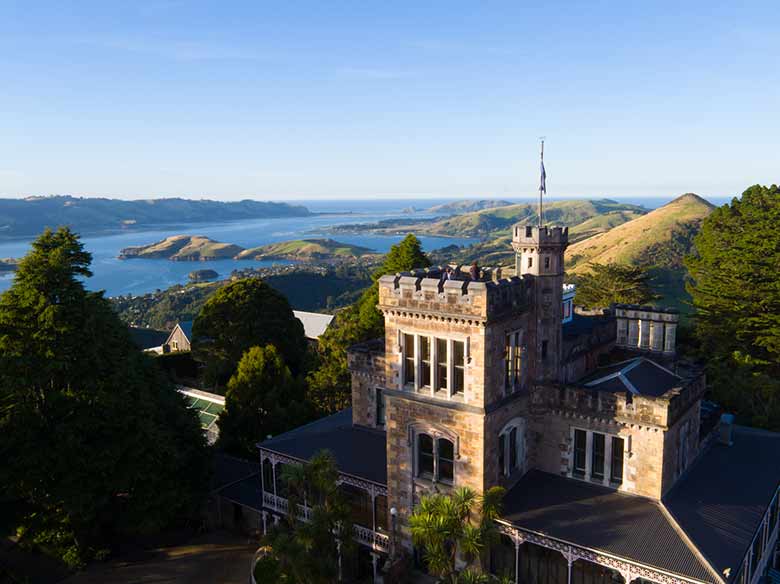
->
xmin=591 ymin=433 xmax=605 ymax=479
xmin=573 ymin=430 xmax=587 ymax=475
xmin=438 ymin=438 xmax=454 ymax=483
xmin=610 ymin=437 xmax=624 ymax=483
xmin=418 ymin=434 xmax=434 ymax=477
xmin=513 ymin=333 xmax=522 ymax=390
xmin=498 ymin=434 xmax=506 ymax=477
xmin=436 ymin=338 xmax=448 ymax=390
xmin=509 ymin=427 xmax=518 ymax=472
xmin=453 ymin=341 xmax=465 ymax=394
xmin=375 ymin=494 xmax=388 ymax=531
xmin=420 ymin=337 xmax=431 ymax=387
xmin=404 ymin=334 xmax=415 ymax=385
xmin=262 ymin=459 xmax=274 ymax=494
xmin=504 ymin=334 xmax=512 ymax=391
xmin=376 ymin=388 xmax=385 ymax=426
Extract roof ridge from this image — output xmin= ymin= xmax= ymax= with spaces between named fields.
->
xmin=658 ymin=500 xmax=726 ymax=584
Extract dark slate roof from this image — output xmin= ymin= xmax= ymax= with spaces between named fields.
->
xmin=178 ymin=320 xmax=194 ymax=341
xmin=562 ymin=313 xmax=609 ymax=339
xmin=128 ymin=326 xmax=169 ymax=349
xmin=259 ymin=409 xmax=387 ymax=485
xmin=665 ymin=426 xmax=780 ymax=582
xmin=210 ymin=453 xmax=259 ymax=493
xmin=581 ymin=357 xmax=682 ymax=397
xmin=219 ymin=474 xmax=263 ymax=510
xmin=501 ymin=470 xmax=717 ymax=583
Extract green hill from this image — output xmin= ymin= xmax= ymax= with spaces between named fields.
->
xmin=236 ymin=238 xmax=376 ymax=260
xmin=119 ymin=235 xmax=244 ymax=261
xmin=565 ymin=194 xmax=715 ymax=272
xmin=425 ymin=199 xmax=514 ymax=214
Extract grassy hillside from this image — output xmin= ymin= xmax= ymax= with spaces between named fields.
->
xmin=344 ymin=199 xmax=647 ymax=238
xmin=119 ymin=235 xmax=244 ymax=261
xmin=565 ymin=194 xmax=715 ymax=272
xmin=236 ymin=238 xmax=376 ymax=260
xmin=425 ymin=199 xmax=513 ymax=214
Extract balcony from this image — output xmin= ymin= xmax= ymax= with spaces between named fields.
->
xmin=262 ymin=491 xmax=390 ymax=553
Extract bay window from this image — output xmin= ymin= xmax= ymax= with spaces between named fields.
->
xmin=400 ymin=332 xmax=469 ymax=398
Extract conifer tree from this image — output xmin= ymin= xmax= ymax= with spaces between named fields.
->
xmin=0 ymin=228 xmax=208 ymax=566
xmin=685 ymin=184 xmax=780 ymax=428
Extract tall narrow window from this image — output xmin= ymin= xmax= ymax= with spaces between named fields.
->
xmin=610 ymin=436 xmax=624 ymax=484
xmin=420 ymin=336 xmax=432 ymax=388
xmin=504 ymin=333 xmax=512 ymax=392
xmin=374 ymin=494 xmax=388 ymax=531
xmin=375 ymin=388 xmax=385 ymax=427
xmin=573 ymin=429 xmax=587 ymax=477
xmin=453 ymin=340 xmax=465 ymax=395
xmin=528 ymin=256 xmax=533 ymax=268
xmin=262 ymin=459 xmax=274 ymax=494
xmin=525 ymin=226 xmax=532 ymax=237
xmin=418 ymin=434 xmax=434 ymax=478
xmin=509 ymin=427 xmax=518 ymax=473
xmin=544 ymin=256 xmax=550 ymax=269
xmin=591 ymin=433 xmax=605 ymax=480
xmin=498 ymin=434 xmax=506 ymax=477
xmin=438 ymin=438 xmax=454 ymax=484
xmin=513 ymin=332 xmax=522 ymax=390
xmin=541 ymin=340 xmax=549 ymax=360
xmin=436 ymin=338 xmax=448 ymax=391
xmin=404 ymin=334 xmax=415 ymax=385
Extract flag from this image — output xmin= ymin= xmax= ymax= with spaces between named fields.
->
xmin=540 ymin=159 xmax=546 ymax=194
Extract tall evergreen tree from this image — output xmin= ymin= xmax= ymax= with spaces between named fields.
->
xmin=307 ymin=234 xmax=430 ymax=414
xmin=193 ymin=278 xmax=307 ymax=386
xmin=0 ymin=228 xmax=208 ymax=566
xmin=217 ymin=345 xmax=312 ymax=458
xmin=685 ymin=184 xmax=780 ymax=428
xmin=573 ymin=262 xmax=658 ymax=309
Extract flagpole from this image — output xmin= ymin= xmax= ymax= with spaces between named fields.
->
xmin=538 ymin=138 xmax=545 ymax=228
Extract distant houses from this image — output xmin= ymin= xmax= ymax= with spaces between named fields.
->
xmin=166 ymin=321 xmax=193 ymax=352
xmin=128 ymin=320 xmax=194 ymax=354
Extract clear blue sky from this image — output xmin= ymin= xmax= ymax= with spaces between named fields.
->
xmin=1 ymin=1 xmax=778 ymax=200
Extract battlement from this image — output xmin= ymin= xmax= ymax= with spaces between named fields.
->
xmin=377 ymin=266 xmax=528 ymax=321
xmin=511 ymin=224 xmax=569 ymax=246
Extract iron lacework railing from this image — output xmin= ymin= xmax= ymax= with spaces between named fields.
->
xmin=262 ymin=491 xmax=390 ymax=553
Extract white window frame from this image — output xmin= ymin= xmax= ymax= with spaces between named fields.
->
xmin=569 ymin=427 xmax=627 ymax=487
xmin=414 ymin=430 xmax=457 ymax=485
xmin=499 ymin=418 xmax=526 ymax=477
xmin=400 ymin=331 xmax=469 ymax=399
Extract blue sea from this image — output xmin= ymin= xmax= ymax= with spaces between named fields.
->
xmin=0 ymin=195 xmax=731 ymax=297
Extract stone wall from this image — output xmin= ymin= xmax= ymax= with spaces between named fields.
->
xmin=348 ymin=340 xmax=386 ymax=428
xmin=384 ymin=392 xmax=486 ymax=546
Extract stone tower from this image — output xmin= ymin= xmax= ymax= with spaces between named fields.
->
xmin=511 ymin=224 xmax=569 ymax=382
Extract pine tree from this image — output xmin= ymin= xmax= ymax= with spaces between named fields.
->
xmin=573 ymin=262 xmax=658 ymax=309
xmin=217 ymin=345 xmax=312 ymax=458
xmin=685 ymin=184 xmax=780 ymax=428
xmin=0 ymin=228 xmax=208 ymax=566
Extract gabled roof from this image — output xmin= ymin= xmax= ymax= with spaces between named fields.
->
xmin=581 ymin=357 xmax=682 ymax=397
xmin=177 ymin=320 xmax=194 ymax=340
xmin=501 ymin=470 xmax=717 ymax=583
xmin=664 ymin=425 xmax=780 ymax=582
xmin=259 ymin=409 xmax=387 ymax=485
xmin=128 ymin=326 xmax=169 ymax=350
xmin=293 ymin=310 xmax=334 ymax=340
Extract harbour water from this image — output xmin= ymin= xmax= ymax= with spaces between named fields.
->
xmin=0 ymin=195 xmax=730 ymax=297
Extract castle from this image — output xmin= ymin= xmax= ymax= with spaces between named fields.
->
xmin=221 ymin=221 xmax=780 ymax=584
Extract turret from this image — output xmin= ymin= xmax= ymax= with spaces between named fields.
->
xmin=511 ymin=224 xmax=569 ymax=382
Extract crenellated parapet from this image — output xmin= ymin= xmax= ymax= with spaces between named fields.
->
xmin=377 ymin=268 xmax=528 ymax=323
xmin=511 ymin=224 xmax=569 ymax=252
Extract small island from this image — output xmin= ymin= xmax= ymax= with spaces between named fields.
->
xmin=188 ymin=269 xmax=219 ymax=282
xmin=235 ymin=238 xmax=376 ymax=260
xmin=119 ymin=235 xmax=244 ymax=261
xmin=0 ymin=258 xmax=19 ymax=273
xmin=119 ymin=236 xmax=376 ymax=262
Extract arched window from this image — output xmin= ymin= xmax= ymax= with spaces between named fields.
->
xmin=498 ymin=419 xmax=526 ymax=478
xmin=415 ymin=431 xmax=456 ymax=484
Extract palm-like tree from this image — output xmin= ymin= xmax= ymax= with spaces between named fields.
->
xmin=409 ymin=486 xmax=505 ymax=584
